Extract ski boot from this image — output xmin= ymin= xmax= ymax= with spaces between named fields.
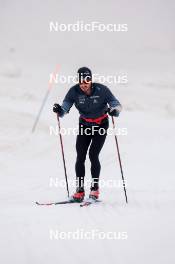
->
xmin=72 ymin=188 xmax=85 ymax=202
xmin=89 ymin=189 xmax=99 ymax=200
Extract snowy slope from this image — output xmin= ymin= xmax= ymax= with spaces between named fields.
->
xmin=0 ymin=1 xmax=175 ymax=264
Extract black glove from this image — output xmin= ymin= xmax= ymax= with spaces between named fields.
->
xmin=53 ymin=103 xmax=63 ymax=114
xmin=107 ymin=108 xmax=119 ymax=117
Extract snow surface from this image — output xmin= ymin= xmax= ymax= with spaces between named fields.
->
xmin=0 ymin=0 xmax=175 ymax=263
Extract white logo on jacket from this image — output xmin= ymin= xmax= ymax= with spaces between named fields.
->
xmin=78 ymin=95 xmax=85 ymax=104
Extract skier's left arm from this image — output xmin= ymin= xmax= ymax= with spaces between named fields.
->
xmin=105 ymin=87 xmax=122 ymax=117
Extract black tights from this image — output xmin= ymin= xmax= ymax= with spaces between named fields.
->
xmin=75 ymin=121 xmax=108 ymax=191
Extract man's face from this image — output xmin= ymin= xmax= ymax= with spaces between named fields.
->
xmin=79 ymin=80 xmax=92 ymax=94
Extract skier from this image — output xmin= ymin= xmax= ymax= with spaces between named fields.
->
xmin=53 ymin=67 xmax=122 ymax=202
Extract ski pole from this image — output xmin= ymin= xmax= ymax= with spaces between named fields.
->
xmin=111 ymin=116 xmax=128 ymax=203
xmin=57 ymin=114 xmax=70 ymax=197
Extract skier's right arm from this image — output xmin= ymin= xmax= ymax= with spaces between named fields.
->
xmin=53 ymin=88 xmax=75 ymax=117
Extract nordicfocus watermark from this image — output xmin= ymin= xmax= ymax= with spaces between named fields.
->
xmin=49 ymin=73 xmax=128 ymax=85
xmin=49 ymin=178 xmax=127 ymax=189
xmin=49 ymin=21 xmax=128 ymax=32
xmin=50 ymin=229 xmax=128 ymax=240
xmin=49 ymin=125 xmax=127 ymax=136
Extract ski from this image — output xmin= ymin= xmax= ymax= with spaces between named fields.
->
xmin=35 ymin=198 xmax=76 ymax=206
xmin=36 ymin=198 xmax=101 ymax=207
xmin=80 ymin=198 xmax=101 ymax=207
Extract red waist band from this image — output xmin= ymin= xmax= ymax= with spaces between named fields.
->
xmin=81 ymin=114 xmax=108 ymax=125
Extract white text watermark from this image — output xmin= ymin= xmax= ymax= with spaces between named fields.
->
xmin=50 ymin=21 xmax=128 ymax=33
xmin=50 ymin=228 xmax=128 ymax=240
xmin=49 ymin=178 xmax=127 ymax=189
xmin=49 ymin=73 xmax=128 ymax=85
xmin=49 ymin=125 xmax=128 ymax=136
